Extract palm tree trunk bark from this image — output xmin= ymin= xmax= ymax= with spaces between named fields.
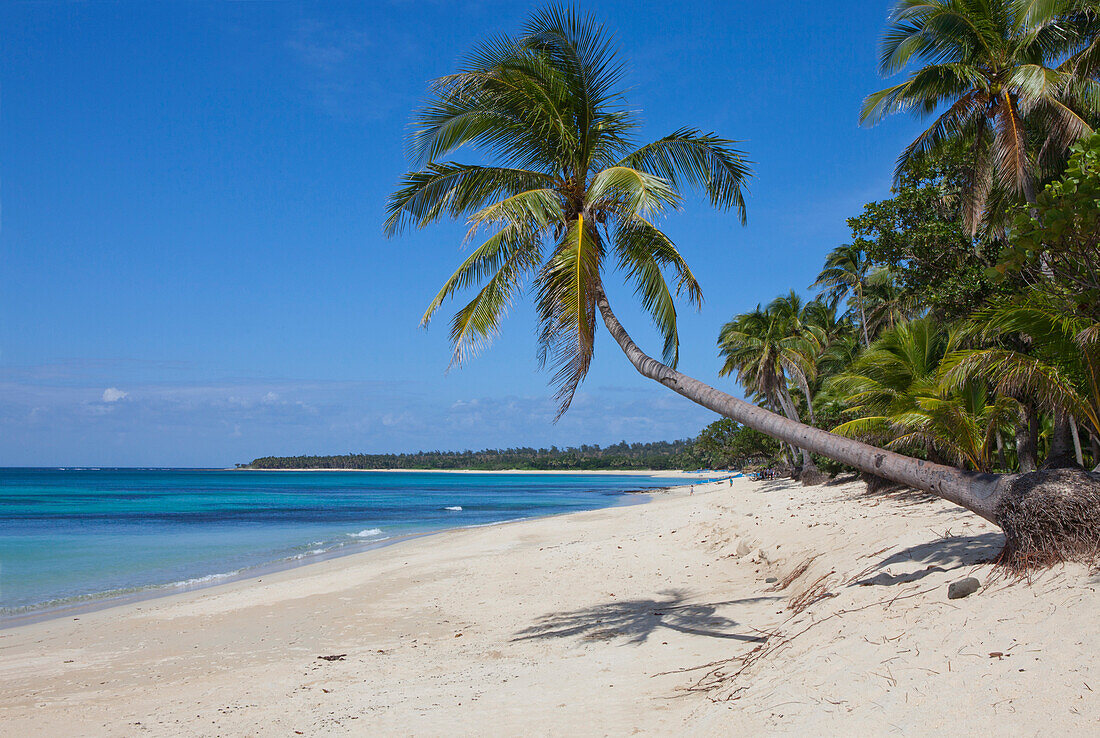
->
xmin=1048 ymin=411 xmax=1077 ymax=467
xmin=1070 ymin=416 xmax=1084 ymax=468
xmin=794 ymin=375 xmax=817 ymax=426
xmin=1017 ymin=403 xmax=1038 ymax=472
xmin=766 ymin=397 xmax=799 ymax=466
xmin=595 ymin=285 xmax=1007 ymax=523
xmin=857 ymin=283 xmax=871 ymax=347
xmin=777 ymin=382 xmax=819 ymax=475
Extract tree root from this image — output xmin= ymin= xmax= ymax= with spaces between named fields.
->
xmin=799 ymin=468 xmax=830 ymax=487
xmin=995 ymin=468 xmax=1100 ymax=571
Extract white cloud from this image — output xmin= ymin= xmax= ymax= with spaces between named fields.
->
xmin=102 ymin=387 xmax=128 ymax=403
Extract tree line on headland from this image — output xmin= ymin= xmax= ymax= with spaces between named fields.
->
xmin=379 ymin=2 xmax=1100 ymax=566
xmin=243 ymin=440 xmax=699 ymax=471
xmin=242 ymin=422 xmax=784 ymax=472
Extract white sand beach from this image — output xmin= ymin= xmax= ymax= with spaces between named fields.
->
xmin=3 ymin=476 xmax=1098 ymax=736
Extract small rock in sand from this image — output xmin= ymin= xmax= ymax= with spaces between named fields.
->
xmin=948 ymin=577 xmax=981 ymax=599
xmin=765 ymin=577 xmax=778 ymax=583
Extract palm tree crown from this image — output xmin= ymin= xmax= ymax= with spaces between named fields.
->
xmin=861 ymin=0 xmax=1100 ymax=231
xmin=827 ymin=318 xmax=1015 ymax=471
xmin=386 ymin=7 xmax=751 ymax=415
xmin=718 ymin=294 xmax=824 ymax=418
xmin=812 ymin=243 xmax=874 ymax=346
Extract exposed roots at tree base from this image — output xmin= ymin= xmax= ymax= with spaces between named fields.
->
xmin=995 ymin=468 xmax=1100 ymax=571
xmin=799 ymin=468 xmax=830 ymax=487
xmin=860 ymin=472 xmax=908 ymax=495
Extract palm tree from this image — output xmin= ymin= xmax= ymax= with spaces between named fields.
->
xmin=942 ymin=292 xmax=1100 ymax=468
xmin=828 ymin=318 xmax=1016 ymax=472
xmin=385 ymin=7 xmax=747 ymax=416
xmin=718 ymin=293 xmax=825 ymax=479
xmin=812 ymin=244 xmax=874 ymax=346
xmin=861 ymin=0 xmax=1100 ymax=232
xmin=863 ymin=266 xmax=924 ymax=336
xmin=389 ymin=6 xmax=1100 ymax=563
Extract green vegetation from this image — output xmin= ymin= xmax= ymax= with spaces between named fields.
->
xmin=384 ymin=7 xmax=749 ymax=416
xmin=861 ymin=0 xmax=1100 ymax=229
xmin=244 ymin=441 xmax=697 ymax=471
xmin=387 ymin=3 xmax=1100 ymax=565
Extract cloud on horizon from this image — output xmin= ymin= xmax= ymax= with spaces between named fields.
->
xmin=0 ymin=367 xmax=717 ymax=467
xmin=102 ymin=387 xmax=128 ymax=402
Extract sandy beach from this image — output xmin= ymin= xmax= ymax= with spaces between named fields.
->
xmin=3 ymin=475 xmax=1098 ymax=736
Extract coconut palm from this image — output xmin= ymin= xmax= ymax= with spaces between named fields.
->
xmin=861 ymin=0 xmax=1100 ymax=232
xmin=390 ymin=6 xmax=1100 ymax=562
xmin=812 ymin=244 xmax=874 ymax=346
xmin=718 ymin=293 xmax=826 ymax=478
xmin=804 ymin=300 xmax=861 ymax=378
xmin=828 ymin=318 xmax=1017 ymax=471
xmin=941 ymin=292 xmax=1100 ymax=465
xmin=385 ymin=7 xmax=748 ymax=416
xmin=863 ymin=266 xmax=924 ymax=336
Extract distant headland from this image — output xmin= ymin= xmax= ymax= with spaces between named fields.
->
xmin=239 ymin=440 xmax=696 ymax=471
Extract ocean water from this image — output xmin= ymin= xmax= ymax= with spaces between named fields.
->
xmin=0 ymin=468 xmax=682 ymax=620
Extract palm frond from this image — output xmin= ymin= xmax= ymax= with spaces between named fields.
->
xmin=386 ymin=164 xmax=553 ymax=235
xmin=535 ymin=216 xmax=604 ymax=417
xmin=447 ymin=234 xmax=543 ymax=366
xmin=616 ymin=129 xmax=751 ymax=220
xmin=586 ymin=166 xmax=681 ymax=217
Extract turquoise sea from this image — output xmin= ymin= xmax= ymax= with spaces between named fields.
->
xmin=0 ymin=468 xmax=682 ymax=621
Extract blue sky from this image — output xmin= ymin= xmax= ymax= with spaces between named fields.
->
xmin=0 ymin=1 xmax=924 ymax=466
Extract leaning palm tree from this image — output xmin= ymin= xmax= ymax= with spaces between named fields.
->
xmin=861 ymin=0 xmax=1100 ymax=232
xmin=389 ymin=6 xmax=1100 ymax=566
xmin=385 ymin=7 xmax=746 ymax=415
xmin=812 ymin=244 xmax=874 ymax=346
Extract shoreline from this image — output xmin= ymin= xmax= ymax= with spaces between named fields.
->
xmin=6 ymin=476 xmax=1097 ymax=734
xmin=1 ymin=479 xmax=698 ymax=630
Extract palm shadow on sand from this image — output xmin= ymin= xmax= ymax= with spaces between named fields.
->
xmin=853 ymin=531 xmax=1004 ymax=586
xmin=513 ymin=589 xmax=778 ymax=645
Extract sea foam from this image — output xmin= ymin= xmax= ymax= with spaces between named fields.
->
xmin=349 ymin=528 xmax=383 ymax=538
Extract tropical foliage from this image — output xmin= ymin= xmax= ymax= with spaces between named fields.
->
xmin=861 ymin=0 xmax=1100 ymax=231
xmin=826 ymin=319 xmax=1016 ymax=471
xmin=386 ymin=7 xmax=749 ymax=416
xmin=698 ymin=2 xmax=1100 ymax=477
xmin=390 ymin=3 xmax=1100 ymax=556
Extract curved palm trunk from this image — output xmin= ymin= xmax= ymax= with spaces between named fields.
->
xmin=1071 ymin=416 xmax=1085 ymax=468
xmin=595 ymin=286 xmax=1008 ymax=524
xmin=765 ymin=397 xmax=799 ymax=468
xmin=793 ymin=373 xmax=817 ymax=427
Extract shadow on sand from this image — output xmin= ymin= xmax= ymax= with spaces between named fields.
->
xmin=513 ymin=589 xmax=778 ymax=645
xmin=853 ymin=531 xmax=1004 ymax=586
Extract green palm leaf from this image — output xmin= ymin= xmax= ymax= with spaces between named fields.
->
xmin=388 ymin=6 xmax=750 ymax=416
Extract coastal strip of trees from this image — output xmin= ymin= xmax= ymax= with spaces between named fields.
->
xmin=243 ymin=440 xmax=700 ymax=471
